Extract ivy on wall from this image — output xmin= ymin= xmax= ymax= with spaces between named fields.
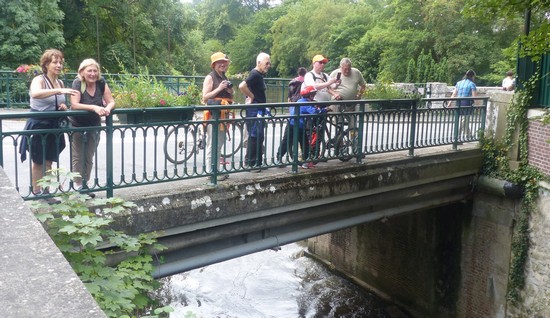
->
xmin=480 ymin=70 xmax=546 ymax=303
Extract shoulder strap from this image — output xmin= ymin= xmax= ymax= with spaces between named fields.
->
xmin=41 ymin=75 xmax=59 ymax=110
xmin=309 ymin=71 xmax=327 ymax=82
xmin=42 ymin=75 xmax=54 ymax=89
xmin=97 ymin=78 xmax=106 ymax=94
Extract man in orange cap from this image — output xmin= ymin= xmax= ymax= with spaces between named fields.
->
xmin=202 ymin=52 xmax=234 ymax=181
xmin=303 ymin=54 xmax=340 ymax=102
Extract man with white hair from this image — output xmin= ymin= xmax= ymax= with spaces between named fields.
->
xmin=239 ymin=52 xmax=271 ymax=172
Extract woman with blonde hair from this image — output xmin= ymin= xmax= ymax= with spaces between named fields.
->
xmin=69 ymin=58 xmax=115 ymax=197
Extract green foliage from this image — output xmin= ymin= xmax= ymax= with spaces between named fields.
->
xmin=0 ymin=0 xmax=529 ymax=85
xmin=269 ymin=0 xmax=363 ymax=76
xmin=463 ymin=0 xmax=549 ymax=61
xmin=196 ymin=0 xmax=254 ymax=44
xmin=227 ymin=6 xmax=285 ymax=75
xmin=0 ymin=0 xmax=63 ymax=68
xmin=31 ymin=170 xmax=169 ymax=318
xmin=406 ymin=50 xmax=449 ymax=83
xmin=109 ymin=65 xmax=201 ymax=108
xmin=364 ymin=82 xmax=420 ymax=110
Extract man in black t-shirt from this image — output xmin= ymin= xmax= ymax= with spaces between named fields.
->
xmin=238 ymin=52 xmax=271 ymax=171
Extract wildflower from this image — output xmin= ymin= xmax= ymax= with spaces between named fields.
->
xmin=159 ymin=99 xmax=167 ymax=106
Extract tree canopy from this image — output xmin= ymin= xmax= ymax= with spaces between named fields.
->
xmin=2 ymin=0 xmax=547 ymax=85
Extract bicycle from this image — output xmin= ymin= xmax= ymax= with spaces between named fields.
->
xmin=164 ymin=112 xmax=244 ymax=164
xmin=307 ymin=112 xmax=358 ymax=163
xmin=324 ymin=113 xmax=359 ymax=162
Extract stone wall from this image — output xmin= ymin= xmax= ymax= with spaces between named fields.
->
xmin=308 ymin=204 xmax=466 ymax=317
xmin=456 ymin=178 xmax=518 ymax=318
xmin=507 ymin=184 xmax=550 ymax=317
xmin=527 ymin=109 xmax=550 ymax=176
xmin=307 ymin=176 xmax=522 ymax=318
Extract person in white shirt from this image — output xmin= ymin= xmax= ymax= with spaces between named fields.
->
xmin=502 ymin=70 xmax=515 ymax=91
xmin=302 ymin=54 xmax=339 ymax=102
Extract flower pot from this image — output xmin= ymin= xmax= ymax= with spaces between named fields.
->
xmin=117 ymin=108 xmax=194 ymax=124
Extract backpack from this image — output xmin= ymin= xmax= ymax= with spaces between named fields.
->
xmin=288 ymin=78 xmax=303 ymax=102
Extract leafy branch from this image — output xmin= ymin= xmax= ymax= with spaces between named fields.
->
xmin=31 ymin=170 xmax=172 ymax=318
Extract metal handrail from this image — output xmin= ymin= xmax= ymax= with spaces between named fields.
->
xmin=0 ymin=97 xmax=488 ymax=200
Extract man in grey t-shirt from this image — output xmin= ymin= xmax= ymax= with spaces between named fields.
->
xmin=329 ymin=58 xmax=367 ymax=134
xmin=330 ymin=58 xmax=366 ymax=113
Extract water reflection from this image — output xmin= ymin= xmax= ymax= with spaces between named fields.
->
xmin=158 ymin=242 xmax=400 ymax=318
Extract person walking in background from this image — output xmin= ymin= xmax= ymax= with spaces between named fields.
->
xmin=69 ymin=59 xmax=115 ymax=197
xmin=239 ymin=52 xmax=271 ymax=172
xmin=450 ymin=69 xmax=477 ymax=138
xmin=303 ymin=54 xmax=339 ymax=102
xmin=502 ymin=70 xmax=515 ymax=91
xmin=202 ymin=52 xmax=234 ymax=181
xmin=19 ymin=49 xmax=78 ymax=195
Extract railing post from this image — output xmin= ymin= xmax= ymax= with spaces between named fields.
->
xmin=452 ymin=101 xmax=462 ymax=150
xmin=6 ymin=75 xmax=11 ymax=109
xmin=480 ymin=99 xmax=487 ymax=136
xmin=0 ymin=119 xmax=4 ymax=166
xmin=408 ymin=100 xmax=418 ymax=156
xmin=291 ymin=106 xmax=300 ymax=173
xmin=356 ymin=101 xmax=366 ymax=163
xmin=208 ymin=108 xmax=221 ymax=185
xmin=105 ymin=115 xmax=114 ymax=198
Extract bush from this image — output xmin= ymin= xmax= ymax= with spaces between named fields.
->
xmin=364 ymin=82 xmax=420 ymax=110
xmin=31 ymin=170 xmax=170 ymax=318
xmin=110 ymin=66 xmax=201 ymax=108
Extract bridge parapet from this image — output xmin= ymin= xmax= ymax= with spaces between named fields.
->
xmin=0 ymin=169 xmax=106 ymax=317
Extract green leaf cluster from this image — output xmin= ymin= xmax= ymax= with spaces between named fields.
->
xmin=109 ymin=66 xmax=201 ymax=108
xmin=363 ymin=82 xmax=420 ymax=110
xmin=32 ymin=169 xmax=169 ymax=318
xmin=3 ymin=0 xmax=543 ymax=87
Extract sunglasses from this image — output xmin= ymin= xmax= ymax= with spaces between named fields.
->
xmin=318 ymin=61 xmax=326 ymax=65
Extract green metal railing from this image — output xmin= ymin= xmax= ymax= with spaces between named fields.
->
xmin=0 ymin=97 xmax=487 ymax=200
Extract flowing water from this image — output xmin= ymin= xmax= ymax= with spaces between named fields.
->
xmin=158 ymin=242 xmax=406 ymax=318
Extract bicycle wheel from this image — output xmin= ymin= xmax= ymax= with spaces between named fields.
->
xmin=221 ymin=121 xmax=244 ymax=158
xmin=425 ymin=100 xmax=433 ymax=109
xmin=164 ymin=124 xmax=197 ymax=164
xmin=335 ymin=130 xmax=356 ymax=162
